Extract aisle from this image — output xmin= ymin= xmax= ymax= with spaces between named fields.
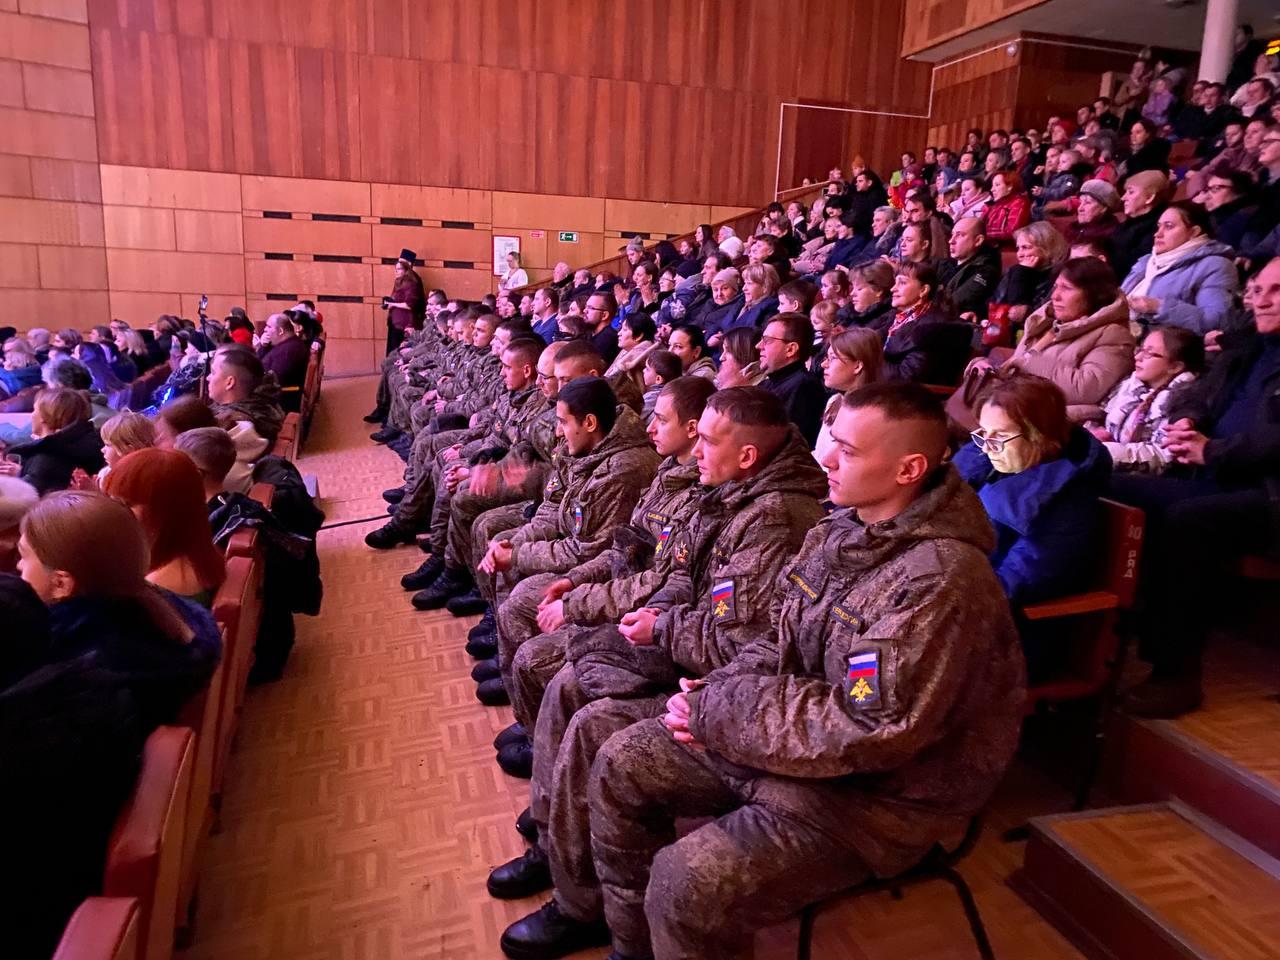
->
xmin=182 ymin=376 xmax=1081 ymax=960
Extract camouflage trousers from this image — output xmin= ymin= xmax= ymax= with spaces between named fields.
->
xmin=508 ymin=627 xmax=575 ymax=732
xmin=590 ymin=721 xmax=871 ymax=960
xmin=528 ymin=665 xmax=666 ymax=926
xmin=470 ymin=503 xmax=531 ymax=614
xmin=496 ymin=573 xmax=559 ymax=695
xmin=446 ymin=483 xmax=529 ymax=571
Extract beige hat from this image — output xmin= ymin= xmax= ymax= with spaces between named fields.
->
xmin=1079 ymin=178 xmax=1121 ymax=212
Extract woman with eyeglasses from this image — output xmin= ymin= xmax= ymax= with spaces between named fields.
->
xmin=954 ymin=374 xmax=1110 ymax=622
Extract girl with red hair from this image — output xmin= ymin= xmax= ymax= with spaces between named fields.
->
xmin=104 ymin=447 xmax=226 ymax=605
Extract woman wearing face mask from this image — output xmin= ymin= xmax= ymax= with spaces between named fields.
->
xmin=713 ymin=327 xmax=766 ymax=389
xmin=814 ymin=328 xmax=884 ymax=468
xmin=1121 ymin=201 xmax=1240 ymax=335
xmin=955 ymin=375 xmax=1110 ymax=608
xmin=1088 ymin=325 xmax=1203 ymax=472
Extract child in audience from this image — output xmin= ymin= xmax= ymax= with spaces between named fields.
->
xmin=103 ymin=448 xmax=227 ymax=606
xmin=1088 ymin=326 xmax=1203 ymax=473
xmin=641 ymin=349 xmax=682 ymax=422
xmin=16 ymin=489 xmax=221 ymax=731
xmin=95 ymin=411 xmax=157 ymax=484
xmin=174 ymin=426 xmax=239 ymax=510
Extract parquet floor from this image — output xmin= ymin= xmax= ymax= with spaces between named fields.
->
xmin=1049 ymin=806 xmax=1280 ymax=960
xmin=182 ymin=376 xmax=1085 ymax=960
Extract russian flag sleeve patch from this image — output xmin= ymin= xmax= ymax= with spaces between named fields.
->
xmin=844 ymin=651 xmax=881 ymax=708
xmin=711 ymin=578 xmax=736 ymax=622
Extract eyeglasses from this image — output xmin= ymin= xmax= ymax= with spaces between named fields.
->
xmin=971 ymin=431 xmax=1023 ymax=454
xmin=758 ymin=334 xmax=796 ymax=346
xmin=1134 ymin=346 xmax=1166 ymax=359
xmin=1205 ymin=183 xmax=1234 ymax=192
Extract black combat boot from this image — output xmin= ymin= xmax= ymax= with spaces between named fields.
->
xmin=400 ymin=557 xmax=444 ymax=591
xmin=471 ymin=657 xmax=501 ymax=683
xmin=476 ymin=676 xmax=510 ymax=706
xmin=487 ymin=845 xmax=553 ymax=900
xmin=499 ymin=900 xmax=610 ymax=959
xmin=411 ymin=566 xmax=474 ymax=610
xmin=497 ymin=738 xmax=533 ymax=778
xmin=364 ymin=520 xmax=416 ymax=549
xmin=446 ymin=589 xmax=488 ymax=617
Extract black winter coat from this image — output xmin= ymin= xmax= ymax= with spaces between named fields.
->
xmin=883 ymin=306 xmax=973 ymax=385
xmin=760 ymin=361 xmax=828 ymax=447
xmin=8 ymin=420 xmax=105 ymax=495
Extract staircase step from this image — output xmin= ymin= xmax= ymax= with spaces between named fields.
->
xmin=1014 ymin=802 xmax=1280 ymax=960
xmin=1106 ymin=694 xmax=1280 ymax=860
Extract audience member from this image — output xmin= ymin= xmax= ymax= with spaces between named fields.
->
xmin=0 ymin=475 xmax=39 ymax=571
xmin=582 ymin=292 xmax=621 ymax=364
xmin=1110 ymin=258 xmax=1280 ymax=717
xmin=1066 ymin=178 xmax=1122 ymax=245
xmin=756 ymin=314 xmax=826 ymax=445
xmin=604 ymin=313 xmax=656 ymax=395
xmin=94 ymin=411 xmax=156 ymax=485
xmin=985 ymin=170 xmax=1032 ymax=246
xmin=841 ymin=260 xmax=896 ymax=336
xmin=883 ymin=262 xmax=970 ymax=384
xmin=206 ymin=345 xmax=285 ymax=491
xmin=258 ymin=312 xmax=312 ymax=410
xmin=1088 ymin=325 xmax=1203 ymax=473
xmin=0 ymin=388 xmax=104 ymax=494
xmin=1110 ymin=170 xmax=1170 ymax=280
xmin=735 ymin=262 xmax=781 ymax=331
xmin=17 ymin=490 xmax=221 ymax=732
xmin=1198 ymin=169 xmax=1258 ymax=251
xmin=1120 ymin=119 xmax=1172 ymax=178
xmin=988 ymin=222 xmax=1068 ymax=331
xmin=1 ymin=337 xmax=42 ymax=398
xmin=155 ymin=393 xmax=217 ymax=448
xmin=938 ymin=216 xmax=1002 ymax=319
xmin=713 ymin=327 xmax=765 ymax=389
xmin=977 ymin=257 xmax=1133 ymax=422
xmin=174 ymin=426 xmax=239 ymax=506
xmin=1122 ymin=201 xmax=1240 ymax=335
xmin=641 ymin=350 xmax=682 ymax=419
xmin=103 ymin=448 xmax=227 ymax=606
xmin=814 ymin=327 xmax=884 ymax=466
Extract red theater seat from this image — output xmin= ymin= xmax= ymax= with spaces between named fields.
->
xmin=53 ymin=897 xmax=141 ymax=960
xmin=102 ymin=727 xmax=195 ymax=960
xmin=173 ymin=659 xmax=227 ymax=938
xmin=211 ymin=555 xmax=264 ymax=801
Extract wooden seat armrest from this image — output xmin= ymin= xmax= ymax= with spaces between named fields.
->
xmin=1021 ymin=591 xmax=1119 ymax=620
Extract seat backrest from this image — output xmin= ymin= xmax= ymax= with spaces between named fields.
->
xmin=103 ymin=727 xmax=194 ymax=960
xmin=223 ymin=527 xmax=260 ymax=560
xmin=53 ymin=897 xmax=141 ymax=960
xmin=248 ymin=481 xmax=275 ymax=510
xmin=1097 ymin=497 xmax=1145 ymax=609
xmin=173 ymin=658 xmax=226 ymax=930
xmin=210 ymin=556 xmax=262 ymax=795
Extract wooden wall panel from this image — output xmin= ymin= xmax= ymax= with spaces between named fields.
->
xmin=547 ymin=232 xmax=605 ymax=270
xmin=0 ymin=106 xmax=98 ymax=162
xmin=926 ymin=45 xmax=1021 ymax=153
xmin=901 ymin=0 xmax=1049 ymax=56
xmin=416 ymin=267 xmax=492 ymax=301
xmin=21 ymin=61 xmax=95 ymax=115
xmin=371 ymin=225 xmax=490 ymax=264
xmin=0 ymin=59 xmax=25 ymax=107
xmin=108 ymin=289 xmax=181 ymax=321
xmin=491 ymin=193 xmax=604 ymax=234
xmin=243 ymin=259 xmax=371 ymax=296
xmin=18 ymin=0 xmax=88 ymax=23
xmin=29 ymin=157 xmax=101 ymax=201
xmin=0 ymin=287 xmax=107 ymax=322
xmin=313 ymin=301 xmax=378 ymax=340
xmin=37 ymin=243 xmax=107 ymax=288
xmin=603 ymin=200 xmax=712 ymax=237
xmin=107 ymin=249 xmax=245 ymax=294
xmin=0 ymin=10 xmax=91 ymax=68
xmin=240 ymin=174 xmax=370 ymax=215
xmin=370 ymin=183 xmax=491 ymax=223
xmin=0 ymin=197 xmax=95 ymax=244
xmin=0 ymin=154 xmax=34 ymax=197
xmin=242 ymin=217 xmax=371 ymax=257
xmin=100 ymin=164 xmax=241 ymax=210
xmin=321 ymin=337 xmax=379 ymax=377
xmin=0 ymin=243 xmax=40 ymax=287
xmin=103 ymin=205 xmax=176 ymax=249
xmin=174 ymin=209 xmax=242 ymax=253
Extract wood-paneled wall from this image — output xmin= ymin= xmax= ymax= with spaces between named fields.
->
xmin=927 ymin=44 xmax=1021 ymax=152
xmin=97 ymin=165 xmax=755 ymax=375
xmin=0 ymin=1 xmax=109 ymax=326
xmin=901 ymin=0 xmax=1049 ymax=56
xmin=85 ymin=0 xmax=932 ymax=208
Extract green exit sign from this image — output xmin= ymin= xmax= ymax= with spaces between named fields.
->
xmin=558 ymin=231 xmax=579 ymax=243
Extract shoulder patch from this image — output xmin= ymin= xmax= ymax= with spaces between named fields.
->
xmin=655 ymin=523 xmax=674 ymax=557
xmin=544 ymin=474 xmax=561 ymax=496
xmin=645 ymin=511 xmax=671 ymax=527
xmin=844 ymin=651 xmax=881 ymax=708
xmin=711 ymin=578 xmax=736 ymax=621
xmin=788 ymin=570 xmax=820 ymax=601
xmin=830 ymin=603 xmax=865 ymax=631
xmin=572 ymin=502 xmax=584 ymax=535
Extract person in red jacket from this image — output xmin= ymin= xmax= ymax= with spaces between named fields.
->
xmin=985 ymin=170 xmax=1032 ymax=248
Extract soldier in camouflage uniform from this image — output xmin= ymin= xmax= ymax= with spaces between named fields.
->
xmin=465 ymin=379 xmax=661 ymax=704
xmin=367 ymin=289 xmax=447 ymax=422
xmin=504 ymin=383 xmax=1024 ymax=960
xmin=488 ymin=377 xmax=717 ymax=769
xmin=489 ymin=388 xmax=829 ymax=935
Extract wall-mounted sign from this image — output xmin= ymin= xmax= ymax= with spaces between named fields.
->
xmin=559 ymin=231 xmax=579 ymax=243
xmin=529 ymin=230 xmax=545 ymax=238
xmin=493 ymin=235 xmax=520 ymax=276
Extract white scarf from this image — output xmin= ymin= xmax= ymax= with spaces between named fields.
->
xmin=1128 ymin=235 xmax=1210 ymax=310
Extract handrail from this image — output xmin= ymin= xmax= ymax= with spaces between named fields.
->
xmin=509 ymin=179 xmax=835 ymax=296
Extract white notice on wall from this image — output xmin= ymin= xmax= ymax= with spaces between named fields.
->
xmin=493 ymin=236 xmax=521 ymax=276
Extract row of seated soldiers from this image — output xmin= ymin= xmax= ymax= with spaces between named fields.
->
xmin=362 ymin=294 xmax=1025 ymax=960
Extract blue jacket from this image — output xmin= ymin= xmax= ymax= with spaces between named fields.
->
xmin=733 ymin=295 xmax=779 ymax=333
xmin=954 ymin=427 xmax=1111 ymax=605
xmin=0 ymin=363 xmax=41 ymax=398
xmin=1121 ymin=240 xmax=1240 ymax=335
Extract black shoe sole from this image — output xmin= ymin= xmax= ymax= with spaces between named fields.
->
xmin=498 ymin=921 xmax=611 ymax=958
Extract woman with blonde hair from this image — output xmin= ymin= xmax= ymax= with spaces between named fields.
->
xmin=987 ymin=221 xmax=1070 ymax=329
xmin=734 ymin=262 xmax=781 ymax=332
xmin=103 ymin=448 xmax=226 ymax=606
xmin=815 ymin=329 xmax=885 ymax=466
xmin=0 ymin=387 xmax=104 ymax=494
xmin=17 ymin=489 xmax=221 ymax=730
xmin=97 ymin=411 xmax=156 ymax=481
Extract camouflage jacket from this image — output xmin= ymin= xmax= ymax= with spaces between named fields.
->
xmin=562 ymin=457 xmax=703 ymax=623
xmin=686 ymin=466 xmax=1025 ymax=875
xmin=508 ymin=407 xmax=661 ymax=577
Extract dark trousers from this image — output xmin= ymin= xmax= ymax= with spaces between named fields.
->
xmin=1108 ymin=474 xmax=1272 ymax=676
xmin=385 ymin=322 xmax=406 ymax=356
